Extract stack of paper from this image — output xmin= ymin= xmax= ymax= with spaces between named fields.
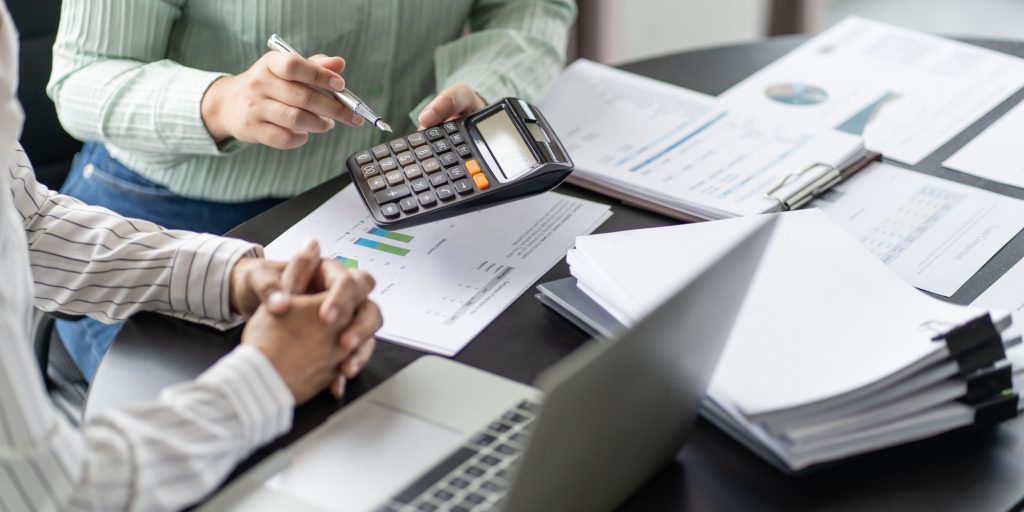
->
xmin=545 ymin=209 xmax=1020 ymax=472
xmin=540 ymin=60 xmax=870 ymax=221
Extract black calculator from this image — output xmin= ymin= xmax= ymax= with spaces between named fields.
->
xmin=347 ymin=97 xmax=574 ymax=229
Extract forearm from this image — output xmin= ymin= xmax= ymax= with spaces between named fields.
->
xmin=412 ymin=0 xmax=576 ymax=121
xmin=0 ymin=339 xmax=293 ymax=511
xmin=47 ymin=0 xmax=227 ymax=157
xmin=9 ymin=146 xmax=260 ymax=324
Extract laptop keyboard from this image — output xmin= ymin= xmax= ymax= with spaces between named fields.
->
xmin=379 ymin=399 xmax=540 ymax=512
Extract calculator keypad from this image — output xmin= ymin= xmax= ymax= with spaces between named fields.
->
xmin=355 ymin=123 xmax=493 ymax=223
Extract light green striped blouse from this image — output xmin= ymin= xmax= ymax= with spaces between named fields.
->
xmin=47 ymin=0 xmax=575 ymax=202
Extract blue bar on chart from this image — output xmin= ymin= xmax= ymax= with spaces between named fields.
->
xmin=367 ymin=227 xmax=415 ymax=243
xmin=355 ymin=238 xmax=410 ymax=256
xmin=334 ymin=255 xmax=358 ymax=268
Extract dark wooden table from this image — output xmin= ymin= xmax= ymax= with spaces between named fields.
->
xmin=86 ymin=36 xmax=1024 ymax=511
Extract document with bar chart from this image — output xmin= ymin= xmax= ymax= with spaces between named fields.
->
xmin=264 ymin=185 xmax=611 ymax=355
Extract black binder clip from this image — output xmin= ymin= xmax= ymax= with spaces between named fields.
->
xmin=931 ymin=314 xmax=1006 ymax=376
xmin=961 ymin=362 xmax=1013 ymax=405
xmin=972 ymin=392 xmax=1020 ymax=427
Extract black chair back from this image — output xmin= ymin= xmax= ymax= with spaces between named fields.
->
xmin=9 ymin=0 xmax=81 ymax=188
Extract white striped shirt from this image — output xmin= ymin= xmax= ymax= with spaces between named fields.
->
xmin=1 ymin=141 xmax=296 ymax=511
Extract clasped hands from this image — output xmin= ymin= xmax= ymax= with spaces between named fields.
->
xmin=230 ymin=238 xmax=382 ymax=403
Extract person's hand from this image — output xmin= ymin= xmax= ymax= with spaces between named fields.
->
xmin=242 ymin=286 xmax=378 ymax=403
xmin=201 ymin=52 xmax=365 ymax=150
xmin=418 ymin=83 xmax=487 ymax=129
xmin=229 ymin=238 xmax=382 ymax=396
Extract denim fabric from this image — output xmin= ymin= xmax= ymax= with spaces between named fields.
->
xmin=55 ymin=142 xmax=282 ymax=381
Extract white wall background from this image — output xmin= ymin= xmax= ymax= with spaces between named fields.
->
xmin=579 ymin=0 xmax=771 ymax=65
xmin=816 ymin=0 xmax=1024 ymax=40
xmin=580 ymin=0 xmax=1024 ymax=66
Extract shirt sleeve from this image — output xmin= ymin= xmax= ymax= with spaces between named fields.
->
xmin=410 ymin=0 xmax=577 ymax=124
xmin=8 ymin=147 xmax=258 ymax=329
xmin=0 ymin=148 xmax=295 ymax=511
xmin=46 ymin=0 xmax=234 ymax=159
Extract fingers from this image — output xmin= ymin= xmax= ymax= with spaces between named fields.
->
xmin=339 ymin=300 xmax=383 ymax=354
xmin=309 ymin=54 xmax=346 ymax=74
xmin=281 ymin=238 xmax=321 ymax=294
xmin=266 ymin=52 xmax=345 ymax=92
xmin=342 ymin=335 xmax=376 ymax=379
xmin=418 ymin=83 xmax=486 ymax=128
xmin=249 ymin=260 xmax=290 ymax=315
xmin=260 ymin=101 xmax=335 ymax=133
xmin=330 ymin=375 xmax=347 ymax=398
xmin=264 ymin=80 xmax=360 ymax=127
xmin=316 ymin=260 xmax=376 ymax=322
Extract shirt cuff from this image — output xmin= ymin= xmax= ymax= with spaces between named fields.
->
xmin=197 ymin=345 xmax=295 ymax=448
xmin=154 ymin=65 xmax=245 ymax=157
xmin=167 ymin=233 xmax=263 ymax=324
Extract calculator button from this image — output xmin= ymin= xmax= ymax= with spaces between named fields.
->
xmin=473 ymin=173 xmax=489 ymax=190
xmin=375 ymin=184 xmax=411 ymax=203
xmin=379 ymin=157 xmax=397 ymax=172
xmin=399 ymin=197 xmax=419 ymax=213
xmin=422 ymin=158 xmax=441 ymax=174
xmin=396 ymin=151 xmax=415 ymax=167
xmin=360 ymin=163 xmax=379 ymax=177
xmin=367 ymin=176 xmax=386 ymax=191
xmin=426 ymin=127 xmax=444 ymax=140
xmin=433 ymin=140 xmax=450 ymax=153
xmin=417 ymin=191 xmax=437 ymax=206
xmin=439 ymin=152 xmax=459 ymax=167
xmin=455 ymin=144 xmax=472 ymax=157
xmin=389 ymin=138 xmax=409 ymax=153
xmin=465 ymin=159 xmax=481 ymax=175
xmin=407 ymin=132 xmax=427 ymax=147
xmin=372 ymin=144 xmax=390 ymax=159
xmin=436 ymin=185 xmax=455 ymax=201
xmin=379 ymin=202 xmax=400 ymax=218
xmin=414 ymin=146 xmax=432 ymax=160
xmin=443 ymin=122 xmax=458 ymax=134
xmin=355 ymin=150 xmax=373 ymax=165
xmin=429 ymin=173 xmax=448 ymax=187
xmin=403 ymin=164 xmax=423 ymax=179
xmin=385 ymin=170 xmax=404 ymax=186
xmin=446 ymin=166 xmax=466 ymax=180
xmin=449 ymin=132 xmax=465 ymax=145
xmin=410 ymin=177 xmax=430 ymax=193
xmin=453 ymin=179 xmax=473 ymax=194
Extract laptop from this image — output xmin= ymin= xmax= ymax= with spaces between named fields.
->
xmin=201 ymin=215 xmax=777 ymax=512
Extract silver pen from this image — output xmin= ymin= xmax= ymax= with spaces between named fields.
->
xmin=267 ymin=34 xmax=392 ymax=132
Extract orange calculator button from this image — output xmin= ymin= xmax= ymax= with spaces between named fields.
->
xmin=473 ymin=173 xmax=490 ymax=190
xmin=466 ymin=159 xmax=482 ymax=175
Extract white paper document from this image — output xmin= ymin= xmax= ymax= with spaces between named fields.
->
xmin=567 ymin=209 xmax=982 ymax=416
xmin=944 ymin=100 xmax=1024 ymax=188
xmin=720 ymin=17 xmax=1024 ymax=165
xmin=265 ymin=185 xmax=611 ymax=355
xmin=812 ymin=163 xmax=1024 ymax=296
xmin=971 ymin=260 xmax=1024 ymax=373
xmin=540 ymin=59 xmax=865 ymax=220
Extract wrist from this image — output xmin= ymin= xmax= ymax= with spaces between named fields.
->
xmin=201 ymin=75 xmax=233 ymax=142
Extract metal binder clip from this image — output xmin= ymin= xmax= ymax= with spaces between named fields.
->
xmin=762 ymin=162 xmax=840 ymax=211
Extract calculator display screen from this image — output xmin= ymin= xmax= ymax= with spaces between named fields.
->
xmin=476 ymin=108 xmax=537 ymax=180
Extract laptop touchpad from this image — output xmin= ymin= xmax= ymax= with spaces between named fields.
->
xmin=265 ymin=400 xmax=464 ymax=512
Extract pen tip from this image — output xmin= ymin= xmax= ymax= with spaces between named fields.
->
xmin=377 ymin=121 xmax=393 ymax=132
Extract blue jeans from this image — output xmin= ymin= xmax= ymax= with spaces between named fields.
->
xmin=56 ymin=143 xmax=283 ymax=381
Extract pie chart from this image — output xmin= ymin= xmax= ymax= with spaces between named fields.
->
xmin=765 ymin=83 xmax=829 ymax=106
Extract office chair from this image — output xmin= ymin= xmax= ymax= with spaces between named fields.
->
xmin=9 ymin=0 xmax=88 ymax=425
